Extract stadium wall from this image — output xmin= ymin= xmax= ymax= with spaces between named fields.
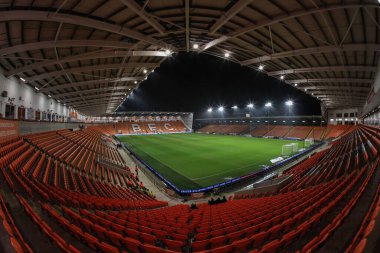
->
xmin=0 ymin=71 xmax=69 ymax=120
xmin=361 ymin=60 xmax=380 ymax=117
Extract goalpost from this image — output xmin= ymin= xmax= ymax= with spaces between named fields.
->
xmin=305 ymin=138 xmax=314 ymax=148
xmin=282 ymin=143 xmax=298 ymax=156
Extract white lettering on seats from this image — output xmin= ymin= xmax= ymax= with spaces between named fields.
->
xmin=132 ymin=124 xmax=141 ymax=132
xmin=148 ymin=123 xmax=157 ymax=132
xmin=164 ymin=123 xmax=174 ymax=130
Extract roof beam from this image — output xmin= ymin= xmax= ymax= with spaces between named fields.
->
xmin=209 ymin=0 xmax=253 ymax=34
xmin=242 ymin=44 xmax=380 ymax=66
xmin=27 ymin=63 xmax=157 ymax=82
xmin=199 ymin=3 xmax=379 ymax=51
xmin=199 ymin=35 xmax=229 ymax=52
xmin=67 ymin=95 xmax=124 ymax=107
xmin=0 ymin=10 xmax=171 ymax=49
xmin=267 ymin=65 xmax=378 ymax=76
xmin=42 ymin=77 xmax=141 ymax=92
xmin=55 ymin=86 xmax=131 ymax=98
xmin=7 ymin=50 xmax=169 ymax=76
xmin=119 ymin=0 xmax=166 ymax=35
xmin=287 ymin=78 xmax=373 ymax=84
xmin=185 ymin=0 xmax=190 ymax=52
xmin=0 ymin=40 xmax=135 ymax=56
xmin=298 ymin=85 xmax=371 ymax=92
xmin=63 ymin=92 xmax=126 ymax=103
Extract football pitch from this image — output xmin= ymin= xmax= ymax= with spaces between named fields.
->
xmin=118 ymin=133 xmax=305 ymax=190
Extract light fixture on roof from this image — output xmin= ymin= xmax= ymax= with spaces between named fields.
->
xmin=247 ymin=103 xmax=254 ymax=108
xmin=218 ymin=106 xmax=224 ymax=112
xmin=265 ymin=102 xmax=272 ymax=107
xmin=20 ymin=77 xmax=26 ymax=82
xmin=285 ymin=100 xmax=293 ymax=106
xmin=34 ymin=86 xmax=40 ymax=91
xmin=48 ymin=94 xmax=51 ymax=98
xmin=143 ymin=69 xmax=147 ymax=74
xmin=224 ymin=52 xmax=230 ymax=58
xmin=207 ymin=107 xmax=213 ymax=112
xmin=193 ymin=44 xmax=199 ymax=49
xmin=232 ymin=105 xmax=238 ymax=109
xmin=258 ymin=65 xmax=264 ymax=70
xmin=134 ymin=81 xmax=137 ymax=84
xmin=294 ymin=83 xmax=298 ymax=87
xmin=280 ymin=75 xmax=284 ymax=80
xmin=165 ymin=49 xmax=172 ymax=55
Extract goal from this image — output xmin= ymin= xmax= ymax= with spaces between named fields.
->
xmin=282 ymin=143 xmax=298 ymax=156
xmin=304 ymin=138 xmax=314 ymax=148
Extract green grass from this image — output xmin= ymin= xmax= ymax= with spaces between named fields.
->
xmin=118 ymin=133 xmax=304 ymax=190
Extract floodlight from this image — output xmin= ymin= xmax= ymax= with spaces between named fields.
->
xmin=224 ymin=52 xmax=230 ymax=58
xmin=165 ymin=49 xmax=172 ymax=55
xmin=294 ymin=83 xmax=298 ymax=86
xmin=134 ymin=81 xmax=137 ymax=84
xmin=218 ymin=106 xmax=224 ymax=112
xmin=265 ymin=102 xmax=272 ymax=107
xmin=280 ymin=75 xmax=284 ymax=80
xmin=247 ymin=103 xmax=254 ymax=108
xmin=258 ymin=65 xmax=264 ymax=70
xmin=193 ymin=44 xmax=199 ymax=49
xmin=285 ymin=100 xmax=293 ymax=106
xmin=207 ymin=107 xmax=213 ymax=112
xmin=143 ymin=69 xmax=148 ymax=74
xmin=232 ymin=105 xmax=238 ymax=109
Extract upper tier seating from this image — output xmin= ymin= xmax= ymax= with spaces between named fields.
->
xmin=200 ymin=124 xmax=354 ymax=141
xmin=0 ymin=125 xmax=379 ymax=253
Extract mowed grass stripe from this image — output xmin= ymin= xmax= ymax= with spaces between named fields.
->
xmin=118 ymin=134 xmax=304 ymax=190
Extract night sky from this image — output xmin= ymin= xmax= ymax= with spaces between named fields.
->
xmin=118 ymin=52 xmax=321 ymax=119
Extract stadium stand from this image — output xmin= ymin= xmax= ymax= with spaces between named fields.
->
xmin=285 ymin=126 xmax=313 ymax=139
xmin=264 ymin=126 xmax=292 ymax=138
xmin=198 ymin=124 xmax=356 ymax=141
xmin=250 ymin=125 xmax=275 ymax=137
xmin=1 ymin=124 xmax=379 ymax=253
xmin=114 ymin=121 xmax=188 ymax=135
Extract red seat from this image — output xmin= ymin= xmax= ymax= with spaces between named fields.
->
xmin=210 ymin=236 xmax=226 ymax=248
xmin=107 ymin=230 xmax=123 ymax=246
xmin=83 ymin=232 xmax=99 ymax=250
xmin=141 ymin=243 xmax=164 ymax=253
xmin=212 ymin=244 xmax=233 ymax=253
xmin=122 ymin=237 xmax=141 ymax=253
xmin=261 ymin=239 xmax=283 ymax=253
xmin=99 ymin=242 xmax=119 ymax=253
xmin=250 ymin=231 xmax=268 ymax=248
xmin=165 ymin=239 xmax=184 ymax=252
xmin=140 ymin=232 xmax=156 ymax=245
xmin=192 ymin=239 xmax=209 ymax=252
xmin=231 ymin=237 xmax=250 ymax=252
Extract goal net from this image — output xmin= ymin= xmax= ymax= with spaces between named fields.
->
xmin=305 ymin=138 xmax=314 ymax=148
xmin=282 ymin=143 xmax=298 ymax=156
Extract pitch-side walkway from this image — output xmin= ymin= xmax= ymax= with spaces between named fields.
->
xmin=117 ymin=148 xmax=183 ymax=206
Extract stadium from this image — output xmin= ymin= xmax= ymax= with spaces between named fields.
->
xmin=1 ymin=1 xmax=380 ymax=253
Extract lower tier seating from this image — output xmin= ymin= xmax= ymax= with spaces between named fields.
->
xmin=0 ymin=125 xmax=379 ymax=253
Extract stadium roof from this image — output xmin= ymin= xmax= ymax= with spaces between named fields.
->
xmin=0 ymin=0 xmax=379 ymax=115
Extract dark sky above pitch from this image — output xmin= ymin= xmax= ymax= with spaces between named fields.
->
xmin=118 ymin=52 xmax=321 ymax=119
